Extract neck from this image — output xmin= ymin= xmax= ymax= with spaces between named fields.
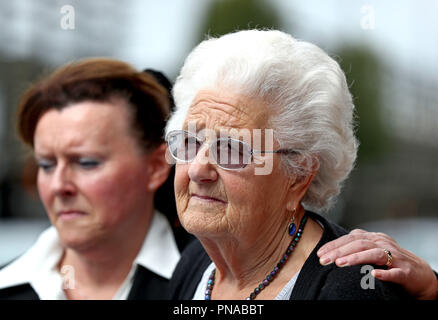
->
xmin=199 ymin=209 xmax=323 ymax=299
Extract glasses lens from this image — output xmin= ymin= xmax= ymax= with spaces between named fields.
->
xmin=168 ymin=131 xmax=200 ymax=162
xmin=213 ymin=138 xmax=251 ymax=169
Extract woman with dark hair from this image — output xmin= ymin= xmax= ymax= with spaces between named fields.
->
xmin=0 ymin=58 xmax=181 ymax=299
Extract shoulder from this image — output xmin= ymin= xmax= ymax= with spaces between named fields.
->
xmin=169 ymin=239 xmax=211 ymax=300
xmin=0 ymin=257 xmax=40 ymax=300
xmin=0 ymin=283 xmax=39 ymax=300
xmin=292 ymin=212 xmax=411 ymax=300
xmin=0 ymin=226 xmax=60 ymax=300
xmin=0 ymin=258 xmax=39 ymax=300
xmin=317 ymin=264 xmax=411 ymax=300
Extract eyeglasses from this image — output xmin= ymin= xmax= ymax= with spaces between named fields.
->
xmin=165 ymin=130 xmax=297 ymax=170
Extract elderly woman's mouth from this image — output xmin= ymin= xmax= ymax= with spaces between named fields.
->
xmin=190 ymin=194 xmax=227 ymax=204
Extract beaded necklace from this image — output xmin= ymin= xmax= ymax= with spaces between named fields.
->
xmin=205 ymin=214 xmax=308 ymax=300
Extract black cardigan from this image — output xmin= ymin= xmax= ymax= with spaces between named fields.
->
xmin=169 ymin=211 xmax=412 ymax=300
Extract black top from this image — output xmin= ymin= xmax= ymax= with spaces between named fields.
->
xmin=0 ymin=265 xmax=169 ymax=300
xmin=169 ymin=211 xmax=412 ymax=300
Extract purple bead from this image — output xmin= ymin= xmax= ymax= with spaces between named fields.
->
xmin=263 ymin=279 xmax=269 ymax=286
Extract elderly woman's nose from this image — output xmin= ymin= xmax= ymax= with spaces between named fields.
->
xmin=50 ymin=165 xmax=76 ymax=196
xmin=188 ymin=145 xmax=218 ymax=183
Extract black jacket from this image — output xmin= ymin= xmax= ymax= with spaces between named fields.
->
xmin=169 ymin=211 xmax=412 ymax=300
xmin=0 ymin=264 xmax=169 ymax=300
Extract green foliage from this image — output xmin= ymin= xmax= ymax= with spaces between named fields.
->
xmin=199 ymin=0 xmax=283 ymax=39
xmin=336 ymin=46 xmax=388 ymax=162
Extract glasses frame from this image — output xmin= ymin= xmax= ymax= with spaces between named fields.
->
xmin=165 ymin=130 xmax=297 ymax=171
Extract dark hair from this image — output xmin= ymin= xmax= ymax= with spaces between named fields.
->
xmin=17 ymin=58 xmax=170 ymax=151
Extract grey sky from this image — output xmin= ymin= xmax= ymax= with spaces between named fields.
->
xmin=2 ymin=0 xmax=437 ymax=79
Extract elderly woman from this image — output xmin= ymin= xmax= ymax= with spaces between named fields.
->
xmin=166 ymin=30 xmax=409 ymax=300
xmin=0 ymin=59 xmax=180 ymax=299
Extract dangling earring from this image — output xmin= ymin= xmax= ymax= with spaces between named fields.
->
xmin=288 ymin=208 xmax=297 ymax=236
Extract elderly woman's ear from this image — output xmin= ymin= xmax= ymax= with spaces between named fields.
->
xmin=286 ymin=156 xmax=320 ymax=206
xmin=146 ymin=143 xmax=171 ymax=192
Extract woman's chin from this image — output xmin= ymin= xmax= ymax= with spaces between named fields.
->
xmin=179 ymin=210 xmax=227 ymax=239
xmin=56 ymin=229 xmax=97 ymax=252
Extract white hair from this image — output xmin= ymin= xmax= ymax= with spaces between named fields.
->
xmin=166 ymin=29 xmax=358 ymax=212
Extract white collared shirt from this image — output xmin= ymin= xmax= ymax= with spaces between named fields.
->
xmin=0 ymin=210 xmax=180 ymax=300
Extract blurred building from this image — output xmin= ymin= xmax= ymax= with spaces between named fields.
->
xmin=340 ymin=67 xmax=438 ymax=227
xmin=0 ymin=1 xmax=131 ymax=65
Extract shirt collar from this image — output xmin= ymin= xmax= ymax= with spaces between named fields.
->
xmin=134 ymin=210 xmax=181 ymax=280
xmin=0 ymin=226 xmax=66 ymax=299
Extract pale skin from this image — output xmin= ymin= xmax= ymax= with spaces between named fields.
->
xmin=34 ymin=100 xmax=170 ymax=299
xmin=174 ymin=89 xmax=323 ymax=299
xmin=317 ymin=229 xmax=438 ymax=300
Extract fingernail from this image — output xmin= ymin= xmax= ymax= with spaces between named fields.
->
xmin=320 ymin=257 xmax=332 ymax=266
xmin=336 ymin=258 xmax=348 ymax=267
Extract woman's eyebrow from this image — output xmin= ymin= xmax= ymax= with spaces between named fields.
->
xmin=33 ymin=150 xmax=52 ymax=159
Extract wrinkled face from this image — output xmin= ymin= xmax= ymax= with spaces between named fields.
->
xmin=174 ymin=89 xmax=292 ymax=244
xmin=34 ymin=101 xmax=154 ymax=250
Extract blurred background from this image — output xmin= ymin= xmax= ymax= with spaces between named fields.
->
xmin=1 ymin=0 xmax=437 ymax=270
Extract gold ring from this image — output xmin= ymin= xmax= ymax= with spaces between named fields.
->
xmin=383 ymin=249 xmax=393 ymax=267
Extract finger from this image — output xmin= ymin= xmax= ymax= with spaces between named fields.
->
xmin=317 ymin=231 xmax=394 ymax=257
xmin=333 ymin=248 xmax=389 ymax=267
xmin=317 ymin=233 xmax=365 ymax=257
xmin=372 ymin=268 xmax=406 ymax=285
xmin=319 ymin=239 xmax=378 ymax=265
xmin=350 ymin=228 xmax=367 ymax=234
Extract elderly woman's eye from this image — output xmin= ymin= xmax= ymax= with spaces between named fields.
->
xmin=226 ymin=140 xmax=245 ymax=157
xmin=184 ymin=136 xmax=199 ymax=149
